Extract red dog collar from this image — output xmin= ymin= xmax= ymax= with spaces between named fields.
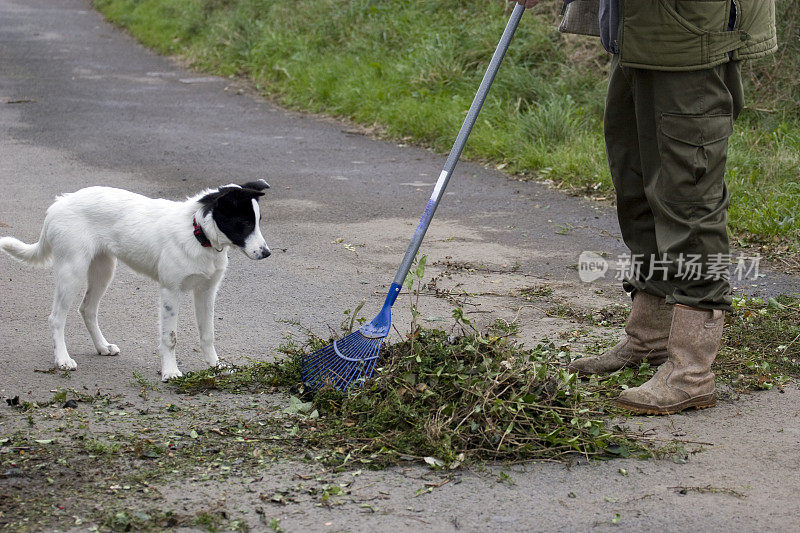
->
xmin=192 ymin=216 xmax=212 ymax=248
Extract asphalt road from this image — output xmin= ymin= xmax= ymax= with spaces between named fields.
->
xmin=1 ymin=0 xmax=799 ymax=531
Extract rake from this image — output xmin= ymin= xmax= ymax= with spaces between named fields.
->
xmin=301 ymin=3 xmax=528 ymax=391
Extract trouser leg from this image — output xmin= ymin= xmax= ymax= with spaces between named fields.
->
xmin=606 ymin=59 xmax=743 ymax=311
xmin=604 ymin=55 xmax=670 ymax=299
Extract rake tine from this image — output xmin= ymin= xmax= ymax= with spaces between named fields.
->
xmin=301 ymin=349 xmax=332 ymax=381
xmin=351 ymin=345 xmax=380 ymax=386
xmin=349 ymin=359 xmax=371 ymax=390
xmin=303 ymin=342 xmax=335 ymax=369
xmin=326 ymin=354 xmax=353 ymax=384
xmin=303 ymin=357 xmax=327 ymax=383
xmin=303 ymin=340 xmax=346 ymax=383
xmin=351 ymin=356 xmax=378 ymax=389
xmin=332 ymin=346 xmax=367 ymax=390
xmin=303 ymin=348 xmax=334 ymax=378
xmin=362 ymin=357 xmax=378 ymax=383
xmin=339 ymin=357 xmax=368 ymax=390
xmin=302 ymin=330 xmax=386 ymax=391
xmin=334 ymin=365 xmax=355 ymax=391
xmin=334 ymin=365 xmax=358 ymax=391
xmin=352 ymin=337 xmax=373 ymax=359
xmin=304 ymin=353 xmax=336 ymax=387
xmin=309 ymin=353 xmax=347 ymax=387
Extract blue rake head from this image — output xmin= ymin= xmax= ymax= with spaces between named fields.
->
xmin=301 ymin=284 xmax=400 ymax=392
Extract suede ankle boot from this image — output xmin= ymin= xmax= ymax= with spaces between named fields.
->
xmin=568 ymin=291 xmax=672 ymax=376
xmin=615 ymin=304 xmax=724 ymax=415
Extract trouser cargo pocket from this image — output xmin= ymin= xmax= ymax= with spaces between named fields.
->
xmin=656 ymin=112 xmax=733 ymax=207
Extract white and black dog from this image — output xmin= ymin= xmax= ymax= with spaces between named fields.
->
xmin=0 ymin=180 xmax=271 ymax=380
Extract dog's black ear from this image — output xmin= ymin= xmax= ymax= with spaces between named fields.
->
xmin=200 ymin=185 xmax=266 ymax=216
xmin=241 ymin=179 xmax=270 ymax=192
xmin=198 ymin=188 xmax=228 ymax=216
xmin=227 ymin=186 xmax=265 ymax=202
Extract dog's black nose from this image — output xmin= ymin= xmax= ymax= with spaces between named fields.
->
xmin=261 ymin=247 xmax=271 ymax=259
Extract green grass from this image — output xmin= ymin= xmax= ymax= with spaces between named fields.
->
xmin=92 ymin=0 xmax=800 ymax=248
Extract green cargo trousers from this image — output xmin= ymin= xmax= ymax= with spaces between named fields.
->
xmin=604 ymin=54 xmax=744 ymax=311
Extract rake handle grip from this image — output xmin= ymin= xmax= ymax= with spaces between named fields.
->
xmin=391 ymin=3 xmax=526 ymax=290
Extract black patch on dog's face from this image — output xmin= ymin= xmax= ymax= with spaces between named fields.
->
xmin=199 ymin=186 xmax=265 ymax=247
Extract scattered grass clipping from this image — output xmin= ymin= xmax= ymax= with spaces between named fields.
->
xmin=716 ymin=295 xmax=800 ymax=391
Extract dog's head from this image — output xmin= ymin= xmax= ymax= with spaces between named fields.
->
xmin=198 ymin=180 xmax=271 ymax=259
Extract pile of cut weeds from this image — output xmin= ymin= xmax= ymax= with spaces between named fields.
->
xmin=303 ymin=324 xmax=638 ymax=465
xmin=170 ymin=296 xmax=800 ymax=467
xmin=173 ymin=318 xmax=646 ymax=466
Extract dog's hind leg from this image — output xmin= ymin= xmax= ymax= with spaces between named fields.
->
xmin=159 ymin=287 xmax=182 ymax=381
xmin=80 ymin=253 xmax=119 ymax=356
xmin=49 ymin=261 xmax=87 ymax=370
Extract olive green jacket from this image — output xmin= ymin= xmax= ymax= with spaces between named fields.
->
xmin=619 ymin=0 xmax=777 ymax=71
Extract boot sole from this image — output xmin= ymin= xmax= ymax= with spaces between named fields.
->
xmin=615 ymin=394 xmax=716 ymax=416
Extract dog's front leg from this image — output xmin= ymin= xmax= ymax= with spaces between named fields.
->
xmin=159 ymin=287 xmax=182 ymax=381
xmin=193 ymin=280 xmax=221 ymax=368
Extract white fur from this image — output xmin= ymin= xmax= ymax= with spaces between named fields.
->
xmin=243 ymin=199 xmax=269 ymax=259
xmin=0 ymin=186 xmax=269 ymax=380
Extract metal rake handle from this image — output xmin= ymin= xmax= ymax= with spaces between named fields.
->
xmin=391 ymin=3 xmax=526 ymax=291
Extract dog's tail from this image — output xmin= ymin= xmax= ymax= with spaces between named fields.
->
xmin=0 ymin=232 xmax=52 ymax=267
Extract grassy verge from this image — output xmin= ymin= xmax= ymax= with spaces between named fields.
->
xmin=92 ymin=0 xmax=800 ymax=251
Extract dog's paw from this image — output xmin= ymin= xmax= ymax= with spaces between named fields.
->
xmin=55 ymin=357 xmax=77 ymax=371
xmin=207 ymin=357 xmax=228 ymax=369
xmin=202 ymin=347 xmax=219 ymax=367
xmin=160 ymin=368 xmax=183 ymax=382
xmin=212 ymin=360 xmax=234 ymax=375
xmin=97 ymin=344 xmax=120 ymax=356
